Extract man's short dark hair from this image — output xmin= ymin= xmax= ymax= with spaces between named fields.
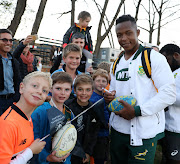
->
xmin=72 ymin=32 xmax=85 ymax=40
xmin=160 ymin=44 xmax=180 ymax=56
xmin=0 ymin=29 xmax=12 ymax=36
xmin=116 ymin=14 xmax=136 ymax=26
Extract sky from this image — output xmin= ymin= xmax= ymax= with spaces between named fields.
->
xmin=2 ymin=0 xmax=180 ymax=49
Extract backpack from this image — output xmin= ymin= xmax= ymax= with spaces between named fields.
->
xmin=112 ymin=46 xmax=158 ymax=92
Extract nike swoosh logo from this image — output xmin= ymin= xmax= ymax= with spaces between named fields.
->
xmin=171 ymin=150 xmax=178 ymax=156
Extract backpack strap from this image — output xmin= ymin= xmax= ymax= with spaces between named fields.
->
xmin=112 ymin=52 xmax=124 ymax=75
xmin=141 ymin=47 xmax=158 ymax=92
xmin=141 ymin=47 xmax=152 ymax=78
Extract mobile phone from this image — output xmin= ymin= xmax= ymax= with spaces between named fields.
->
xmin=31 ymin=34 xmax=38 ymax=40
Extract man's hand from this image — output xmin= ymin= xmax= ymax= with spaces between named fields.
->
xmin=103 ymin=90 xmax=116 ymax=104
xmin=22 ymin=35 xmax=34 ymax=45
xmin=115 ymin=100 xmax=135 ymax=120
xmin=46 ymin=151 xmax=70 ymax=162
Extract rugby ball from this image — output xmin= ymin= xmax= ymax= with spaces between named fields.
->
xmin=108 ymin=96 xmax=136 ymax=112
xmin=52 ymin=123 xmax=77 ymax=157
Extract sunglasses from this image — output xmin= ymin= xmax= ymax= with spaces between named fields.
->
xmin=0 ymin=38 xmax=14 ymax=43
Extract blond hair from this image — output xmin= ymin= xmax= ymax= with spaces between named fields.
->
xmin=23 ymin=71 xmax=52 ymax=88
xmin=74 ymin=73 xmax=93 ymax=90
xmin=63 ymin=43 xmax=82 ymax=58
xmin=92 ymin=68 xmax=109 ymax=82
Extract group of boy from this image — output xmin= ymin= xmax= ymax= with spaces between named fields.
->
xmin=0 ymin=11 xmax=179 ymax=164
xmin=0 ymin=12 xmax=110 ymax=163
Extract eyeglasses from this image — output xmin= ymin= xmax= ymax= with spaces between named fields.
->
xmin=0 ymin=38 xmax=14 ymax=43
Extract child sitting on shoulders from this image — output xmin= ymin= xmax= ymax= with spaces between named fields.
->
xmin=63 ymin=11 xmax=93 ymax=53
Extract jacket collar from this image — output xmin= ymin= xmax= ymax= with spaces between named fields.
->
xmin=11 ymin=103 xmax=29 ymax=120
xmin=62 ymin=64 xmax=79 ymax=75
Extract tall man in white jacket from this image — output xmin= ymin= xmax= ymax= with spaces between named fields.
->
xmin=104 ymin=15 xmax=176 ymax=164
xmin=160 ymin=44 xmax=180 ymax=164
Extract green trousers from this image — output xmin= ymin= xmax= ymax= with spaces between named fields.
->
xmin=110 ymin=127 xmax=157 ymax=164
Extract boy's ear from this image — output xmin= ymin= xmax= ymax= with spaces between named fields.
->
xmin=62 ymin=56 xmax=66 ymax=63
xmin=79 ymin=18 xmax=83 ymax=23
xmin=19 ymin=82 xmax=24 ymax=94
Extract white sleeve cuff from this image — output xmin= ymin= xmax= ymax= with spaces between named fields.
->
xmin=10 ymin=148 xmax=33 ymax=164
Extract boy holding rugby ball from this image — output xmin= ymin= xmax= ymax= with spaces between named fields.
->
xmin=31 ymin=72 xmax=73 ymax=163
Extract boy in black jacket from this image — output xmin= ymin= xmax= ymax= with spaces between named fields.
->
xmin=65 ymin=74 xmax=100 ymax=164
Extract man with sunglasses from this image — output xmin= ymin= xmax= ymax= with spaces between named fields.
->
xmin=0 ymin=29 xmax=21 ymax=115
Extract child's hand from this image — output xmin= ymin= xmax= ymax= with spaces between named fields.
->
xmin=46 ymin=151 xmax=70 ymax=162
xmin=82 ymin=153 xmax=90 ymax=163
xmin=29 ymin=139 xmax=46 ymax=154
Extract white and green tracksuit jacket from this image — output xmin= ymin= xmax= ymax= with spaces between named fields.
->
xmin=165 ymin=68 xmax=180 ymax=133
xmin=109 ymin=49 xmax=176 ymax=146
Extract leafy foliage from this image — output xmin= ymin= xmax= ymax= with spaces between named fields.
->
xmin=0 ymin=0 xmax=12 ymax=10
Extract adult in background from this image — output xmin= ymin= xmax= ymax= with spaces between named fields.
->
xmin=13 ymin=37 xmax=37 ymax=79
xmin=0 ymin=29 xmax=21 ymax=115
xmin=160 ymin=44 xmax=180 ymax=164
xmin=49 ymin=45 xmax=56 ymax=65
xmin=104 ymin=15 xmax=176 ymax=164
xmin=50 ymin=32 xmax=93 ymax=74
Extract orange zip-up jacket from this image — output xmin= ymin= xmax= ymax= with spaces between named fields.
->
xmin=0 ymin=103 xmax=34 ymax=163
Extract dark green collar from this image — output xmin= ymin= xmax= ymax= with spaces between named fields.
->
xmin=132 ymin=44 xmax=144 ymax=60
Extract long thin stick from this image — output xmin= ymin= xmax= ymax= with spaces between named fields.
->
xmin=39 ymin=134 xmax=50 ymax=142
xmin=102 ymin=87 xmax=112 ymax=93
xmin=12 ymin=134 xmax=50 ymax=157
xmin=66 ymin=97 xmax=104 ymax=124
